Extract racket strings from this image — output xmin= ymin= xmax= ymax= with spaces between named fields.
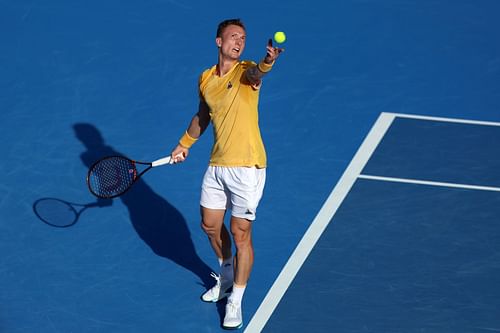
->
xmin=88 ymin=157 xmax=137 ymax=198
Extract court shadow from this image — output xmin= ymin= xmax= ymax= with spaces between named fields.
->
xmin=73 ymin=123 xmax=213 ymax=288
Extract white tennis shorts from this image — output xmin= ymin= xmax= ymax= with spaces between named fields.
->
xmin=200 ymin=166 xmax=266 ymax=221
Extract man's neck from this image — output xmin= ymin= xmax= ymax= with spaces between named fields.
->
xmin=217 ymin=56 xmax=238 ymax=77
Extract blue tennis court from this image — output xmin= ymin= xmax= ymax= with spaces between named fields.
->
xmin=2 ymin=1 xmax=500 ymax=332
xmin=248 ymin=113 xmax=500 ymax=332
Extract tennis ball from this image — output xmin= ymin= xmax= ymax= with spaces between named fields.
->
xmin=274 ymin=31 xmax=286 ymax=44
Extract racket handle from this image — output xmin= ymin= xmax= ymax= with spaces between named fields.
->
xmin=152 ymin=156 xmax=173 ymax=167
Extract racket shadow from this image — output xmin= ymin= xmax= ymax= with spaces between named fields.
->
xmin=33 ymin=197 xmax=110 ymax=228
xmin=73 ymin=123 xmax=213 ymax=288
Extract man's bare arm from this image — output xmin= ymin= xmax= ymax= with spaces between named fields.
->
xmin=171 ymin=100 xmax=210 ymax=162
xmin=186 ymin=100 xmax=210 ymax=139
xmin=246 ymin=39 xmax=284 ymax=86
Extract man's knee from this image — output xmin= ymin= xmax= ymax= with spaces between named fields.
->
xmin=200 ymin=219 xmax=214 ymax=236
xmin=230 ymin=218 xmax=252 ymax=249
xmin=200 ymin=207 xmax=225 ymax=238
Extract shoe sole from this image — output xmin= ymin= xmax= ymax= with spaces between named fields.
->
xmin=222 ymin=322 xmax=243 ymax=330
xmin=200 ymin=287 xmax=232 ymax=303
xmin=200 ymin=292 xmax=230 ymax=303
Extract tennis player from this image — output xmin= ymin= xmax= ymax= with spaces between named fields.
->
xmin=170 ymin=18 xmax=283 ymax=329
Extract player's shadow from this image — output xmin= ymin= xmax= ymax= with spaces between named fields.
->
xmin=73 ymin=123 xmax=213 ymax=288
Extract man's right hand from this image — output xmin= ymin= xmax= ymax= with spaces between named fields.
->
xmin=171 ymin=145 xmax=189 ymax=163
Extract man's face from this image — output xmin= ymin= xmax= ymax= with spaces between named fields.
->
xmin=217 ymin=24 xmax=246 ymax=60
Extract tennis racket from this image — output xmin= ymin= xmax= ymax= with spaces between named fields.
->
xmin=86 ymin=155 xmax=175 ymax=199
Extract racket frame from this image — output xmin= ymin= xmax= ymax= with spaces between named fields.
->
xmin=86 ymin=155 xmax=173 ymax=199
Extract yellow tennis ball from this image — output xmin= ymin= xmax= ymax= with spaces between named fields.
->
xmin=274 ymin=31 xmax=286 ymax=44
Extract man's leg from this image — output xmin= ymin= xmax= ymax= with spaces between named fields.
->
xmin=230 ymin=216 xmax=253 ymax=286
xmin=200 ymin=207 xmax=234 ymax=302
xmin=223 ymin=216 xmax=253 ymax=329
xmin=201 ymin=207 xmax=232 ymax=261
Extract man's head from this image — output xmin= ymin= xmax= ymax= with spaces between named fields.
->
xmin=216 ymin=18 xmax=246 ymax=38
xmin=216 ymin=19 xmax=246 ymax=60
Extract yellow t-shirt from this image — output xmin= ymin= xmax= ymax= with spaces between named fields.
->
xmin=199 ymin=60 xmax=267 ymax=168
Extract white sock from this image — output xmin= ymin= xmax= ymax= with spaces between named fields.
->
xmin=228 ymin=284 xmax=246 ymax=304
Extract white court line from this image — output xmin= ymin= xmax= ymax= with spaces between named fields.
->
xmin=358 ymin=174 xmax=500 ymax=192
xmin=244 ymin=112 xmax=397 ymax=333
xmin=390 ymin=112 xmax=500 ymax=127
xmin=244 ymin=112 xmax=500 ymax=332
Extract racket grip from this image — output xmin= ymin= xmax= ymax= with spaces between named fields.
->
xmin=152 ymin=156 xmax=173 ymax=167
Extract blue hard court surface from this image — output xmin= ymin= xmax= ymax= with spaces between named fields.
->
xmin=1 ymin=1 xmax=500 ymax=332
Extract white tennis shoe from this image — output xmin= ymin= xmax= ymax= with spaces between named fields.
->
xmin=201 ymin=272 xmax=233 ymax=302
xmin=223 ymin=300 xmax=243 ymax=330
